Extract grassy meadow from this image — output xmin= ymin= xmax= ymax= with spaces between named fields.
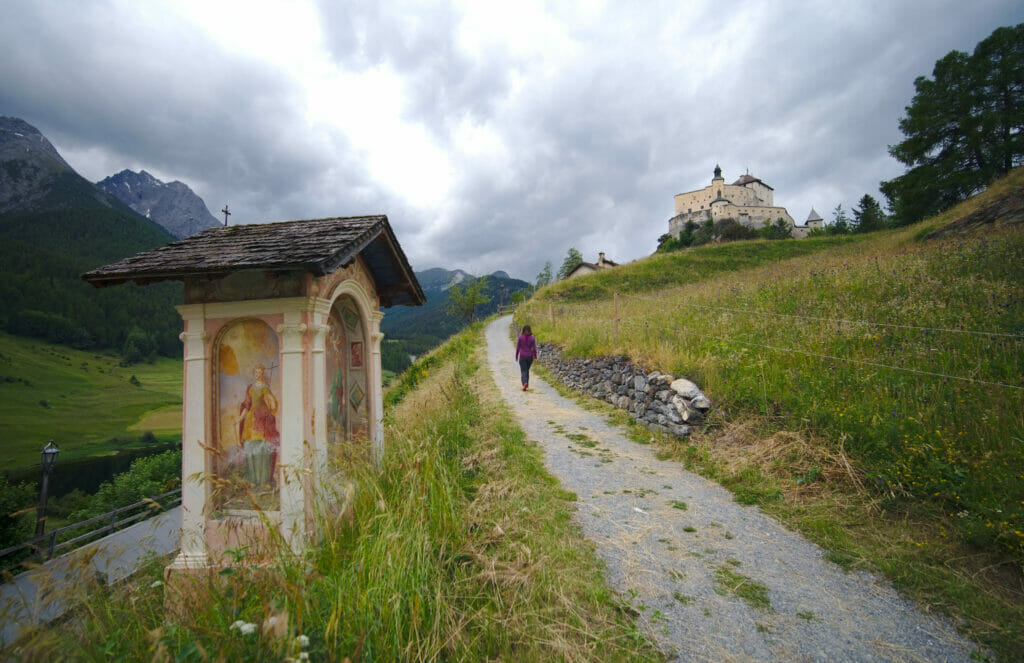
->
xmin=0 ymin=332 xmax=182 ymax=471
xmin=8 ymin=324 xmax=661 ymax=661
xmin=517 ymin=170 xmax=1024 ymax=657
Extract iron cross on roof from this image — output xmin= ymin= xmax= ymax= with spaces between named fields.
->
xmin=221 ymin=204 xmax=231 ymax=226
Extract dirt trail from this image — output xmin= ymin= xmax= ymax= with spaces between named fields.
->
xmin=487 ymin=316 xmax=979 ymax=662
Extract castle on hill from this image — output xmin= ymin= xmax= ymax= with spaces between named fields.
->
xmin=668 ymin=165 xmax=822 ymax=239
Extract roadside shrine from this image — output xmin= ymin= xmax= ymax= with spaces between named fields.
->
xmin=83 ymin=216 xmax=424 ymax=578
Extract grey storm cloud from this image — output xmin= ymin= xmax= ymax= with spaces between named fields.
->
xmin=2 ymin=0 xmax=1023 ymax=281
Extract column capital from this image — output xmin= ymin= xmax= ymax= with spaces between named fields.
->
xmin=309 ymin=323 xmax=330 ymax=350
xmin=276 ymin=323 xmax=308 ymax=353
xmin=178 ymin=330 xmax=209 ymax=361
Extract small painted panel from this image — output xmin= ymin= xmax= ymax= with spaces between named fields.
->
xmin=349 ymin=381 xmax=365 ymax=413
xmin=342 ymin=306 xmax=359 ymax=331
xmin=216 ymin=319 xmax=281 ymax=510
xmin=350 ymin=341 xmax=363 ymax=368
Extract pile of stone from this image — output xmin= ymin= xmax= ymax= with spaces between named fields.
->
xmin=537 ymin=343 xmax=711 ymax=439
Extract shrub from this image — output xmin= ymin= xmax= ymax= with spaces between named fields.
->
xmin=0 ymin=476 xmax=35 ymax=550
xmin=69 ymin=449 xmax=181 ymax=521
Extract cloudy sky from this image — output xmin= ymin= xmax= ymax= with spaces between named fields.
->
xmin=2 ymin=1 xmax=1022 ymax=281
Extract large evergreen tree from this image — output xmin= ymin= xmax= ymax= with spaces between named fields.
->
xmin=881 ymin=24 xmax=1024 ymax=225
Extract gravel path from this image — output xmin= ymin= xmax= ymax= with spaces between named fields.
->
xmin=486 ymin=316 xmax=981 ymax=662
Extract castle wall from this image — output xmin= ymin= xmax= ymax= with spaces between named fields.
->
xmin=669 ymin=203 xmax=795 ymax=236
xmin=673 ymin=182 xmax=770 ymax=215
xmin=669 ymin=168 xmax=793 ymax=237
xmin=712 ymin=203 xmax=794 ymax=228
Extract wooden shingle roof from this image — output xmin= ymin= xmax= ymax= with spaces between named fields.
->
xmin=81 ymin=215 xmax=425 ymax=307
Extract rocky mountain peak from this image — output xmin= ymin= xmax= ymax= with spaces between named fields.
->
xmin=0 ymin=116 xmax=84 ymax=214
xmin=0 ymin=116 xmax=72 ymax=170
xmin=97 ymin=169 xmax=219 ymax=239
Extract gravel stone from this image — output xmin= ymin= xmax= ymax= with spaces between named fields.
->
xmin=487 ymin=317 xmax=981 ymax=662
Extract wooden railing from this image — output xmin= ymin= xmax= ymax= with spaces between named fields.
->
xmin=0 ymin=488 xmax=181 ymax=574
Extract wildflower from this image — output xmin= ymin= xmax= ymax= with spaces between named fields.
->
xmin=230 ymin=620 xmax=257 ymax=635
xmin=297 ymin=634 xmax=310 ymax=648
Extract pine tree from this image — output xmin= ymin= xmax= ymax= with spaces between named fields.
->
xmin=535 ymin=261 xmax=553 ymax=288
xmin=556 ymin=248 xmax=583 ymax=281
xmin=852 ymin=194 xmax=886 ymax=233
xmin=881 ymin=24 xmax=1024 ymax=225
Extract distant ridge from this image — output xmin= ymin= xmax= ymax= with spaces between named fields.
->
xmin=97 ymin=169 xmax=219 ymax=239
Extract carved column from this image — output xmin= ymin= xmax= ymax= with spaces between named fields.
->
xmin=369 ymin=310 xmax=385 ymax=463
xmin=169 ymin=321 xmax=209 ymax=570
xmin=309 ymin=321 xmax=330 ymax=487
xmin=277 ymin=319 xmax=307 ymax=552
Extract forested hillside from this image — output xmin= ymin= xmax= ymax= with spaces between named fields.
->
xmin=0 ymin=122 xmax=182 ymax=361
xmin=381 ymin=267 xmax=529 ymax=372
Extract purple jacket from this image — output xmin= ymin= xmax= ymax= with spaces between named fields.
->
xmin=515 ymin=334 xmax=538 ymax=360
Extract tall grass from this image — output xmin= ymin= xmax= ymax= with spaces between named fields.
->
xmin=518 ymin=176 xmax=1024 ymax=656
xmin=6 ymin=324 xmax=659 ymax=661
xmin=521 ymin=201 xmax=1024 ymax=564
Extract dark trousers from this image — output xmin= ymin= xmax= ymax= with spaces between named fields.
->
xmin=518 ymin=357 xmax=534 ymax=385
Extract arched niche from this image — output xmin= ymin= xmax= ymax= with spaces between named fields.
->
xmin=213 ymin=318 xmax=282 ymax=512
xmin=325 ymin=294 xmax=370 ymax=466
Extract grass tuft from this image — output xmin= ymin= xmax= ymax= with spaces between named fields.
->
xmin=4 ymin=324 xmax=662 ymax=661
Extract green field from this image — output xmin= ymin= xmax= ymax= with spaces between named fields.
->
xmin=0 ymin=332 xmax=182 ymax=472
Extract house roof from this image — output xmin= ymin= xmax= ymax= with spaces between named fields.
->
xmin=731 ymin=174 xmax=773 ymax=190
xmin=565 ymin=258 xmax=618 ymax=278
xmin=81 ymin=215 xmax=426 ymax=307
xmin=806 ymin=207 xmax=823 ymax=222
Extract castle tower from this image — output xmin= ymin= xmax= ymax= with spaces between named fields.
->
xmin=712 ymin=164 xmax=724 ymax=199
xmin=806 ymin=208 xmax=823 ymax=230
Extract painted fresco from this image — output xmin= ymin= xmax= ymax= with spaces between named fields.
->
xmin=326 ymin=297 xmax=370 ymax=461
xmin=325 ymin=309 xmax=347 ymax=455
xmin=216 ymin=319 xmax=281 ymax=510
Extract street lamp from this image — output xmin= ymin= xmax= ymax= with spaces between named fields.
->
xmin=35 ymin=440 xmax=59 ymax=539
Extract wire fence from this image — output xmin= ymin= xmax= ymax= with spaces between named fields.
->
xmin=527 ymin=292 xmax=1024 ymax=393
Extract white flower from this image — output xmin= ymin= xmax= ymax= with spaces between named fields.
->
xmin=230 ymin=620 xmax=256 ymax=635
xmin=297 ymin=634 xmax=310 ymax=648
xmin=298 ymin=653 xmax=310 ymax=661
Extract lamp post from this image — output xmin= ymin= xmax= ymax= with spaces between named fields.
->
xmin=34 ymin=440 xmax=59 ymax=539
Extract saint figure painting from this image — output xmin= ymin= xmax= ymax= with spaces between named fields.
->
xmin=238 ymin=364 xmax=279 ymax=486
xmin=217 ymin=319 xmax=281 ymax=510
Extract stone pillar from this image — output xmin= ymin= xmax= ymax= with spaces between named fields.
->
xmin=369 ymin=310 xmax=385 ymax=463
xmin=169 ymin=320 xmax=209 ymax=571
xmin=277 ymin=318 xmax=307 ymax=552
xmin=309 ymin=320 xmax=330 ymax=486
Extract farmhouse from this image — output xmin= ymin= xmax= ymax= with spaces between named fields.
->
xmin=565 ymin=252 xmax=618 ymax=279
xmin=669 ymin=165 xmax=796 ymax=237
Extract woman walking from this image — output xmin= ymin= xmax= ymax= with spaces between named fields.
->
xmin=515 ymin=324 xmax=539 ymax=390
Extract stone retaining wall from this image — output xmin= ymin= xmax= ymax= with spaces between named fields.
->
xmin=536 ymin=343 xmax=711 ymax=439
